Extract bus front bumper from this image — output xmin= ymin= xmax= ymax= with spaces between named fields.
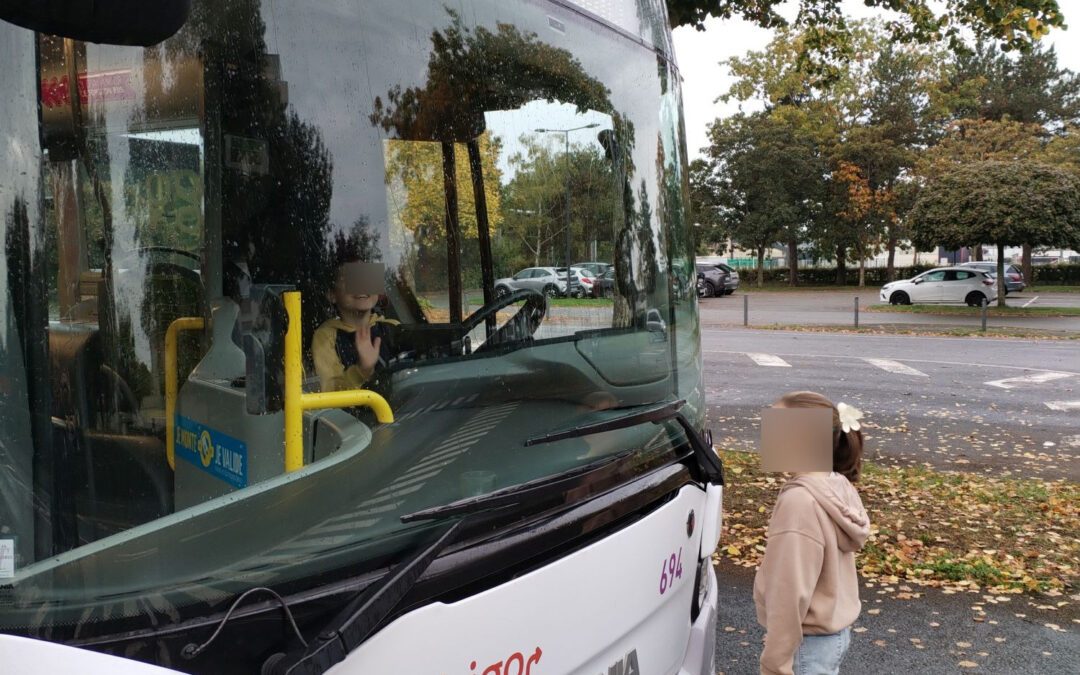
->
xmin=678 ymin=563 xmax=719 ymax=675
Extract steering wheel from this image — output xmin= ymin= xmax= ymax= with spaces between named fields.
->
xmin=461 ymin=289 xmax=547 ymax=352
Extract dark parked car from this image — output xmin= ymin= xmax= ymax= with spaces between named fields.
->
xmin=695 ymin=264 xmax=730 ymax=298
xmin=960 ymin=262 xmax=1025 ymax=294
xmin=592 ymin=267 xmax=616 ymax=298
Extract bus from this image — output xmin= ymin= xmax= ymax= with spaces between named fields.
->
xmin=0 ymin=1 xmax=723 ymax=672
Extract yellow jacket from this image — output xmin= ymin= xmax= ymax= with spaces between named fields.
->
xmin=312 ymin=316 xmax=398 ymax=392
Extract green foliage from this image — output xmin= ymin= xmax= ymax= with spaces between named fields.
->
xmin=688 ymin=157 xmax=729 ymax=253
xmin=941 ymin=39 xmax=1080 ymax=127
xmin=753 ymin=264 xmax=938 ymax=285
xmin=370 ymin=9 xmax=613 ymax=142
xmin=384 ymin=134 xmax=504 ymax=247
xmin=1031 ymin=262 xmax=1080 ymax=285
xmin=909 ymin=160 xmax=1080 ymax=251
xmin=705 ymin=111 xmax=827 ymax=283
xmin=667 ymin=1 xmax=1066 ymax=55
xmin=499 ymin=138 xmax=619 ymax=272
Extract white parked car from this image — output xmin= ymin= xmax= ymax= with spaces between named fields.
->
xmin=880 ymin=267 xmax=998 ymax=306
xmin=494 ymin=266 xmax=569 ymax=297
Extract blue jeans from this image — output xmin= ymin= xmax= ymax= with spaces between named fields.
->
xmin=793 ymin=627 xmax=851 ymax=675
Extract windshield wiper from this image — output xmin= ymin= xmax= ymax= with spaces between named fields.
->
xmin=271 ymin=402 xmax=719 ymax=674
xmin=524 ymin=399 xmax=724 ymax=485
xmin=273 ymin=518 xmax=469 ymax=675
xmin=275 ymin=450 xmax=638 ymax=674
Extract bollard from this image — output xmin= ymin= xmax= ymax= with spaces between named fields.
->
xmin=854 ymin=296 xmax=859 ymax=328
xmin=743 ymin=293 xmax=749 ymax=327
xmin=981 ymin=297 xmax=988 ymax=332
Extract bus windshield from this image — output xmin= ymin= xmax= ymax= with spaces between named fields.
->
xmin=0 ymin=0 xmax=701 ymax=634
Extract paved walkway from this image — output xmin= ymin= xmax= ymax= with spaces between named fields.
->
xmin=713 ymin=559 xmax=1079 ymax=675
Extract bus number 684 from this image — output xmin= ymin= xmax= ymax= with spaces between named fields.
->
xmin=658 ymin=547 xmax=683 ymax=595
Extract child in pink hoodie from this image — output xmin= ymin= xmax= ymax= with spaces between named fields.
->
xmin=754 ymin=391 xmax=871 ymax=675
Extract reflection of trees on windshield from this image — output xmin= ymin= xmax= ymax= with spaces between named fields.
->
xmin=369 ymin=9 xmax=649 ymax=325
xmin=500 ymin=137 xmax=619 ymax=273
xmin=384 ymin=134 xmax=503 ymax=293
xmin=174 ymin=0 xmax=339 ymax=344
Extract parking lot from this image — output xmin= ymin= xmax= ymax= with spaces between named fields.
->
xmin=699 ymin=288 xmax=1080 ymax=331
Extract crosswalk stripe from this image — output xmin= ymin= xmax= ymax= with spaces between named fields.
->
xmin=985 ymin=372 xmax=1072 ymax=389
xmin=863 ymin=358 xmax=929 ymax=377
xmin=747 ymin=353 xmax=790 ymax=368
xmin=1045 ymin=401 xmax=1080 ymax=412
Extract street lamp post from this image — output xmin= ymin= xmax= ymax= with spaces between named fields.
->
xmin=535 ymin=123 xmax=599 ymax=297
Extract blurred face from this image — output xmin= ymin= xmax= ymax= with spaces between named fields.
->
xmin=760 ymin=403 xmax=833 ymax=473
xmin=329 ymin=273 xmax=380 ymax=314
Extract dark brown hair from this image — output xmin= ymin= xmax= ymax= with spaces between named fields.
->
xmin=777 ymin=391 xmax=863 ymax=482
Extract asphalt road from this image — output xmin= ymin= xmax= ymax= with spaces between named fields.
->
xmin=712 ymin=559 xmax=1080 ymax=675
xmin=700 ymin=289 xmax=1080 ymax=331
xmin=701 ymin=329 xmax=1080 ymax=480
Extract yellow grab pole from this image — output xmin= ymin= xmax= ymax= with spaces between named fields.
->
xmin=283 ymin=291 xmax=305 ymax=473
xmin=165 ymin=317 xmax=205 ymax=470
xmin=282 ymin=290 xmax=395 ymax=474
xmin=301 ymin=390 xmax=394 ymax=423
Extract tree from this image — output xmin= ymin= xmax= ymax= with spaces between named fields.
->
xmin=499 ymin=138 xmax=619 ymax=272
xmin=916 ymin=117 xmax=1044 ymax=179
xmin=831 ymin=160 xmax=895 ymax=286
xmin=706 ymin=111 xmax=826 ymax=286
xmin=667 ymin=0 xmax=1064 ymax=55
xmin=942 ymin=40 xmax=1080 ymax=128
xmin=384 ymin=134 xmax=504 ymax=247
xmin=688 ymin=158 xmax=729 ymax=253
xmin=909 ymin=160 xmax=1080 ymax=305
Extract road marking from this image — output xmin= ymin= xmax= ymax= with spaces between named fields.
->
xmin=985 ymin=372 xmax=1073 ymax=389
xmin=1045 ymin=401 xmax=1080 ymax=412
xmin=863 ymin=358 xmax=929 ymax=377
xmin=1022 ymin=296 xmax=1040 ymax=308
xmin=747 ymin=353 xmax=791 ymax=367
xmin=704 ymin=348 xmax=1080 ymax=378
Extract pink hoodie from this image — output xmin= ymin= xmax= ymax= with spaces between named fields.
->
xmin=753 ymin=473 xmax=871 ymax=675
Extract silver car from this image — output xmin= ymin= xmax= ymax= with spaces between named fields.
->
xmin=494 ymin=267 xmax=568 ymax=298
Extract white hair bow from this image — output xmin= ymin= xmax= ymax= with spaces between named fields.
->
xmin=837 ymin=402 xmax=864 ymax=433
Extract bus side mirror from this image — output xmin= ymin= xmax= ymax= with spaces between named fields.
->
xmin=238 ymin=284 xmax=293 ymax=414
xmin=1 ymin=0 xmax=191 ymax=46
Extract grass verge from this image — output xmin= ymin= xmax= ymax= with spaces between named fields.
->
xmin=718 ymin=449 xmax=1079 ymax=599
xmin=867 ymin=304 xmax=1080 ymax=318
xmin=747 ymin=324 xmax=1080 ymax=340
xmin=1029 ymin=285 xmax=1080 ymax=294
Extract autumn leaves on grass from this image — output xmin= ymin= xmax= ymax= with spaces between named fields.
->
xmin=718 ymin=450 xmax=1079 ymax=602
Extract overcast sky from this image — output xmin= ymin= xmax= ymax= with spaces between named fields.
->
xmin=672 ymin=2 xmax=1080 ymax=159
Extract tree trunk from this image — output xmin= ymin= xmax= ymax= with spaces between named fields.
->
xmin=1022 ymin=243 xmax=1033 ymax=289
xmin=886 ymin=234 xmax=897 ymax=282
xmin=996 ymin=242 xmax=1006 ymax=307
xmin=788 ymin=238 xmax=798 ymax=286
xmin=756 ymin=246 xmax=765 ymax=287
xmin=835 ymin=244 xmax=847 ymax=286
xmin=973 ymin=245 xmax=983 ymax=262
xmin=858 ymin=255 xmax=866 ymax=288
